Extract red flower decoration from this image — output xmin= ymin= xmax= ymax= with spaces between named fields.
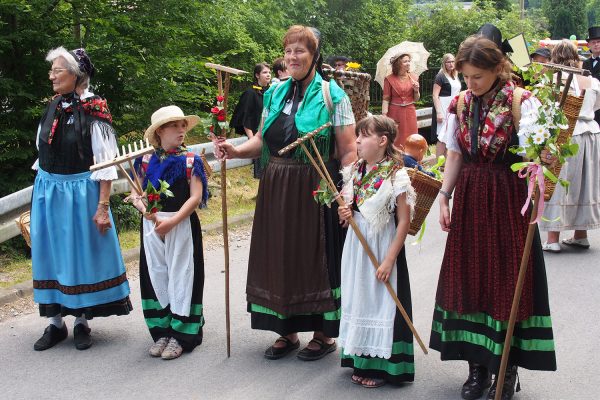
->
xmin=374 ymin=180 xmax=382 ymax=189
xmin=216 ymin=114 xmax=226 ymax=122
xmin=151 ymin=207 xmax=158 ymax=213
xmin=210 ymin=107 xmax=220 ymax=114
xmin=216 ymin=95 xmax=224 ymax=102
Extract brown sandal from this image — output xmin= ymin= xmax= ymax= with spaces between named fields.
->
xmin=362 ymin=378 xmax=386 ymax=388
xmin=296 ymin=338 xmax=336 ymax=361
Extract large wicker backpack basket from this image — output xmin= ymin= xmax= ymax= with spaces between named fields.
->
xmin=322 ymin=68 xmax=371 ymax=122
xmin=407 ymin=168 xmax=442 ymax=236
xmin=544 ymin=93 xmax=584 ymax=200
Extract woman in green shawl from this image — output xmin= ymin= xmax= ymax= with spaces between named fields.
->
xmin=219 ymin=25 xmax=356 ymax=361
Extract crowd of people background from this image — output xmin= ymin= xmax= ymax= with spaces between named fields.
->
xmin=25 ymin=19 xmax=600 ymax=399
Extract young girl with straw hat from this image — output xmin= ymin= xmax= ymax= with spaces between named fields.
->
xmin=128 ymin=105 xmax=209 ymax=360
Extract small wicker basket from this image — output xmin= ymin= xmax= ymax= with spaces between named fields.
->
xmin=322 ymin=68 xmax=371 ymax=122
xmin=200 ymin=149 xmax=213 ymax=178
xmin=14 ymin=210 xmax=31 ymax=248
xmin=544 ymin=93 xmax=584 ymax=201
xmin=407 ymin=168 xmax=443 ymax=236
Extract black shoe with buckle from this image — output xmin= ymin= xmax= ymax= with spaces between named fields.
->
xmin=461 ymin=362 xmax=492 ymax=400
xmin=73 ymin=324 xmax=92 ymax=350
xmin=34 ymin=324 xmax=68 ymax=351
xmin=487 ymin=365 xmax=521 ymax=400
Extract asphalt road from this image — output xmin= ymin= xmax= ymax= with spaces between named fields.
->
xmin=1 ymin=205 xmax=598 ymax=399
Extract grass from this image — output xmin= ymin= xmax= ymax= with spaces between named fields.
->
xmin=0 ymin=165 xmax=259 ymax=288
xmin=0 ymin=256 xmax=31 ymax=289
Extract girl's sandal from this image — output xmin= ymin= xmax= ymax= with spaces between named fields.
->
xmin=351 ymin=375 xmax=364 ymax=385
xmin=362 ymin=378 xmax=386 ymax=388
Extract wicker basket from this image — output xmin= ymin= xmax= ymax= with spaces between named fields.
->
xmin=322 ymin=68 xmax=371 ymax=122
xmin=407 ymin=168 xmax=442 ymax=236
xmin=544 ymin=93 xmax=584 ymax=201
xmin=200 ymin=149 xmax=213 ymax=178
xmin=14 ymin=210 xmax=31 ymax=248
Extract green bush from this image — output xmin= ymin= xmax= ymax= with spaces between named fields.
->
xmin=110 ymin=194 xmax=140 ymax=234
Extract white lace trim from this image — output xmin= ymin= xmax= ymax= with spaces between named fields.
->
xmin=339 ymin=313 xmax=394 ymax=359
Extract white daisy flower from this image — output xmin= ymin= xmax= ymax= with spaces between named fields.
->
xmin=532 ymin=134 xmax=545 ymax=145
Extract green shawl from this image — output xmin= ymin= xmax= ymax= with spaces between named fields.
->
xmin=260 ymin=73 xmax=347 ymax=165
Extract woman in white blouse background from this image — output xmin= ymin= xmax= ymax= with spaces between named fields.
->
xmin=541 ymin=39 xmax=600 ymax=253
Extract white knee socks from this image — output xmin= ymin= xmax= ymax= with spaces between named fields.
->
xmin=74 ymin=314 xmax=89 ymax=328
xmin=49 ymin=314 xmax=64 ymax=328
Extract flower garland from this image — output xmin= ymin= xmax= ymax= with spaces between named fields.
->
xmin=207 ymin=95 xmax=227 ymax=136
xmin=510 ymin=64 xmax=580 ymax=223
xmin=206 ymin=94 xmax=228 ymax=160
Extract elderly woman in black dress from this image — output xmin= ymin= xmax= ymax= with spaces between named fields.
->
xmin=30 ymin=47 xmax=131 ymax=352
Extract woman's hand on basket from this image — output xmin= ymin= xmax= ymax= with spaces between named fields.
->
xmin=439 ymin=197 xmax=451 ymax=232
xmin=337 ymin=205 xmax=352 ymax=228
xmin=540 ymin=148 xmax=558 ymax=168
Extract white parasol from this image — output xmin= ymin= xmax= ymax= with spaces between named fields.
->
xmin=375 ymin=41 xmax=430 ymax=88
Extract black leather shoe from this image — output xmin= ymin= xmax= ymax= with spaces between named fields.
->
xmin=487 ymin=365 xmax=520 ymax=400
xmin=34 ymin=324 xmax=68 ymax=351
xmin=73 ymin=324 xmax=92 ymax=350
xmin=461 ymin=362 xmax=492 ymax=400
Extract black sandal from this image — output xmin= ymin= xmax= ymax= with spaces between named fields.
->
xmin=264 ymin=336 xmax=300 ymax=360
xmin=296 ymin=338 xmax=337 ymax=361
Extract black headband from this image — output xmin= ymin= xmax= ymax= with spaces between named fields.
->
xmin=69 ymin=48 xmax=95 ymax=78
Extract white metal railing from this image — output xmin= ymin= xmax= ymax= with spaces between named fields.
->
xmin=0 ymin=109 xmax=434 ymax=243
xmin=0 ymin=136 xmax=251 ymax=243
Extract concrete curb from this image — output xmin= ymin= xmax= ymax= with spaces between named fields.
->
xmin=0 ymin=211 xmax=255 ymax=306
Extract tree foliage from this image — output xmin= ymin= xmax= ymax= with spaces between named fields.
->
xmin=542 ymin=0 xmax=587 ymax=39
xmin=1 ymin=0 xmax=549 ymax=197
xmin=408 ymin=1 xmax=549 ymax=67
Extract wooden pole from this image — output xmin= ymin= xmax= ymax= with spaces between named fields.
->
xmin=205 ymin=62 xmax=246 ymax=358
xmin=299 ymin=140 xmax=428 ymax=355
xmin=216 ymin=70 xmax=231 ymax=358
xmin=494 ymin=186 xmax=540 ymax=400
xmin=127 ymin=160 xmax=144 ymax=195
xmin=116 ymin=164 xmax=141 ymax=195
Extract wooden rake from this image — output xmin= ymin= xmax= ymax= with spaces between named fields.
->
xmin=205 ymin=62 xmax=247 ymax=358
xmin=278 ymin=122 xmax=428 ymax=355
xmin=90 ymin=138 xmax=154 ymax=195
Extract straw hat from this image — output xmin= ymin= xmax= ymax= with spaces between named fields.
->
xmin=144 ymin=105 xmax=200 ymax=147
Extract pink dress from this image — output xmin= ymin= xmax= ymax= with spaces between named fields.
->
xmin=384 ymin=74 xmax=418 ymax=148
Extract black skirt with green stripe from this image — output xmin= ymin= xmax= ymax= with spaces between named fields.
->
xmin=430 ymin=241 xmax=556 ymax=373
xmin=139 ymin=212 xmax=205 ymax=352
xmin=341 ymin=248 xmax=415 ymax=385
xmin=249 ymin=194 xmax=344 ymax=338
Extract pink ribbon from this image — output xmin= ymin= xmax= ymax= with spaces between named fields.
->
xmin=517 ymin=163 xmax=546 ymax=224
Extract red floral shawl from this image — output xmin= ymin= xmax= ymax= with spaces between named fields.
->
xmin=448 ymin=81 xmax=531 ymax=162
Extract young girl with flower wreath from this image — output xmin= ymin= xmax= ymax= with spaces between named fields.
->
xmin=337 ymin=115 xmax=416 ymax=388
xmin=128 ymin=105 xmax=209 ymax=360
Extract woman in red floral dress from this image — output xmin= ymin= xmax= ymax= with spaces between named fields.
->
xmin=431 ymin=35 xmax=556 ymax=400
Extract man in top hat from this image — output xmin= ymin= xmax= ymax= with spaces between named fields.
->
xmin=583 ymin=26 xmax=600 ymax=123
